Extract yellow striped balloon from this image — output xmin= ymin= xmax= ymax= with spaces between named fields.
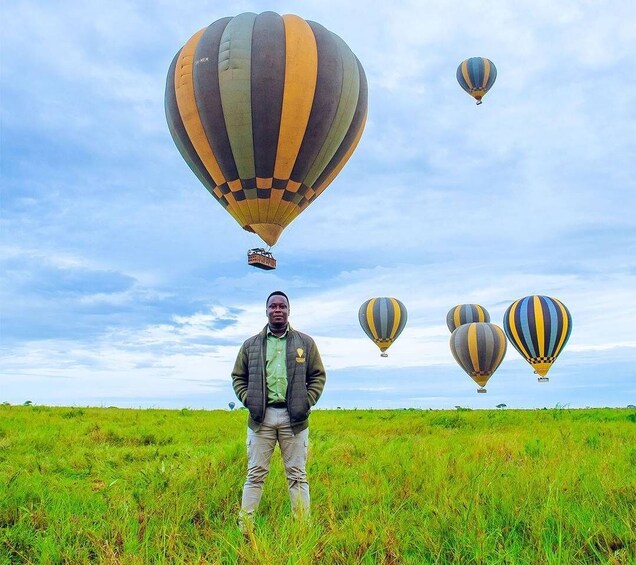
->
xmin=450 ymin=322 xmax=507 ymax=393
xmin=446 ymin=304 xmax=490 ymax=333
xmin=503 ymin=295 xmax=572 ymax=381
xmin=358 ymin=297 xmax=408 ymax=357
xmin=165 ymin=12 xmax=368 ymax=247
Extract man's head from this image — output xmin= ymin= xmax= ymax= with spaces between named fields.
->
xmin=266 ymin=291 xmax=290 ymax=332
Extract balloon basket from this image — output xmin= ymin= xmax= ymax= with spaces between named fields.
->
xmin=477 ymin=388 xmax=487 ymax=393
xmin=537 ymin=377 xmax=549 ymax=383
xmin=247 ymin=248 xmax=276 ymax=270
xmin=380 ymin=353 xmax=388 ymax=358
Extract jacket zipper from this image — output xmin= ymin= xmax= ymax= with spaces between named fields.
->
xmin=286 ymin=333 xmax=293 ymax=412
xmin=261 ymin=334 xmax=267 ymax=418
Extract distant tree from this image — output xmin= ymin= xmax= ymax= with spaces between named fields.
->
xmin=1 ymin=401 xmax=10 ymax=406
xmin=23 ymin=400 xmax=32 ymax=406
xmin=496 ymin=403 xmax=507 ymax=409
xmin=627 ymin=405 xmax=636 ymax=409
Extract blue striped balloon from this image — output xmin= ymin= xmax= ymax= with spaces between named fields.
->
xmin=503 ymin=295 xmax=572 ymax=380
xmin=456 ymin=57 xmax=497 ymax=105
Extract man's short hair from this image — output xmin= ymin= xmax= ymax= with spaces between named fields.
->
xmin=266 ymin=290 xmax=289 ymax=306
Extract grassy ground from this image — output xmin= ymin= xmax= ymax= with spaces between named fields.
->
xmin=1 ymin=405 xmax=635 ymax=564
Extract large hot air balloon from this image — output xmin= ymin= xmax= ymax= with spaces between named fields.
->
xmin=503 ymin=295 xmax=572 ymax=382
xmin=358 ymin=298 xmax=407 ymax=357
xmin=446 ymin=304 xmax=490 ymax=333
xmin=450 ymin=322 xmax=507 ymax=393
xmin=165 ymin=12 xmax=368 ymax=269
xmin=456 ymin=57 xmax=497 ymax=105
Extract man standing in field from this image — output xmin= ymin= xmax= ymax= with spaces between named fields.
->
xmin=231 ymin=291 xmax=326 ymax=522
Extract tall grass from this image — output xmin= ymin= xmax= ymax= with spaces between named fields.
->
xmin=1 ymin=405 xmax=635 ymax=564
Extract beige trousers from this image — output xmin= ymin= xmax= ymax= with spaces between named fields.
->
xmin=241 ymin=406 xmax=310 ymax=516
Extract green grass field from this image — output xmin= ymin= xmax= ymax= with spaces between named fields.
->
xmin=1 ymin=405 xmax=635 ymax=564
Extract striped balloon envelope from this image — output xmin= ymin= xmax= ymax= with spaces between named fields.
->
xmin=358 ymin=298 xmax=408 ymax=357
xmin=446 ymin=304 xmax=490 ymax=333
xmin=456 ymin=57 xmax=497 ymax=105
xmin=450 ymin=323 xmax=507 ymax=393
xmin=503 ymin=295 xmax=572 ymax=381
xmin=165 ymin=12 xmax=368 ymax=248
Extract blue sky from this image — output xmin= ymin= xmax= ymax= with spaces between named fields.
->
xmin=2 ymin=0 xmax=635 ymax=410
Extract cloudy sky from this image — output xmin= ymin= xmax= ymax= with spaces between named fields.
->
xmin=2 ymin=0 xmax=635 ymax=410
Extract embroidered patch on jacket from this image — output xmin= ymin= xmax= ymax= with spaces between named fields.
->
xmin=296 ymin=347 xmax=305 ymax=363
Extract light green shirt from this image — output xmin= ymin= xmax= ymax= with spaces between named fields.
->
xmin=266 ymin=326 xmax=288 ymax=403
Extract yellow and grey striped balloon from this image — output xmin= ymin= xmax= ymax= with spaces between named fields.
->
xmin=165 ymin=12 xmax=368 ymax=247
xmin=358 ymin=297 xmax=408 ymax=357
xmin=450 ymin=322 xmax=507 ymax=393
xmin=446 ymin=304 xmax=490 ymax=333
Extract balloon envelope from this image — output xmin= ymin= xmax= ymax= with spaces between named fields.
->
xmin=228 ymin=402 xmax=236 ymax=410
xmin=358 ymin=297 xmax=407 ymax=356
xmin=165 ymin=12 xmax=368 ymax=246
xmin=450 ymin=322 xmax=507 ymax=392
xmin=446 ymin=304 xmax=490 ymax=333
xmin=456 ymin=57 xmax=497 ymax=104
xmin=503 ymin=295 xmax=572 ymax=378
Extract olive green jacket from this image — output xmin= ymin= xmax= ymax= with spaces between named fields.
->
xmin=231 ymin=325 xmax=326 ymax=434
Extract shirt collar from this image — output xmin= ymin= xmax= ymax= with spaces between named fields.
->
xmin=267 ymin=324 xmax=289 ymax=338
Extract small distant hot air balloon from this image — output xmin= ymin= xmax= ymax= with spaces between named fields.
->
xmin=450 ymin=322 xmax=507 ymax=393
xmin=358 ymin=297 xmax=407 ymax=357
xmin=503 ymin=295 xmax=572 ymax=382
xmin=228 ymin=401 xmax=236 ymax=411
xmin=165 ymin=12 xmax=368 ymax=269
xmin=456 ymin=57 xmax=497 ymax=105
xmin=446 ymin=304 xmax=490 ymax=333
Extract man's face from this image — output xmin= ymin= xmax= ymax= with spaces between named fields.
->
xmin=266 ymin=295 xmax=289 ymax=329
